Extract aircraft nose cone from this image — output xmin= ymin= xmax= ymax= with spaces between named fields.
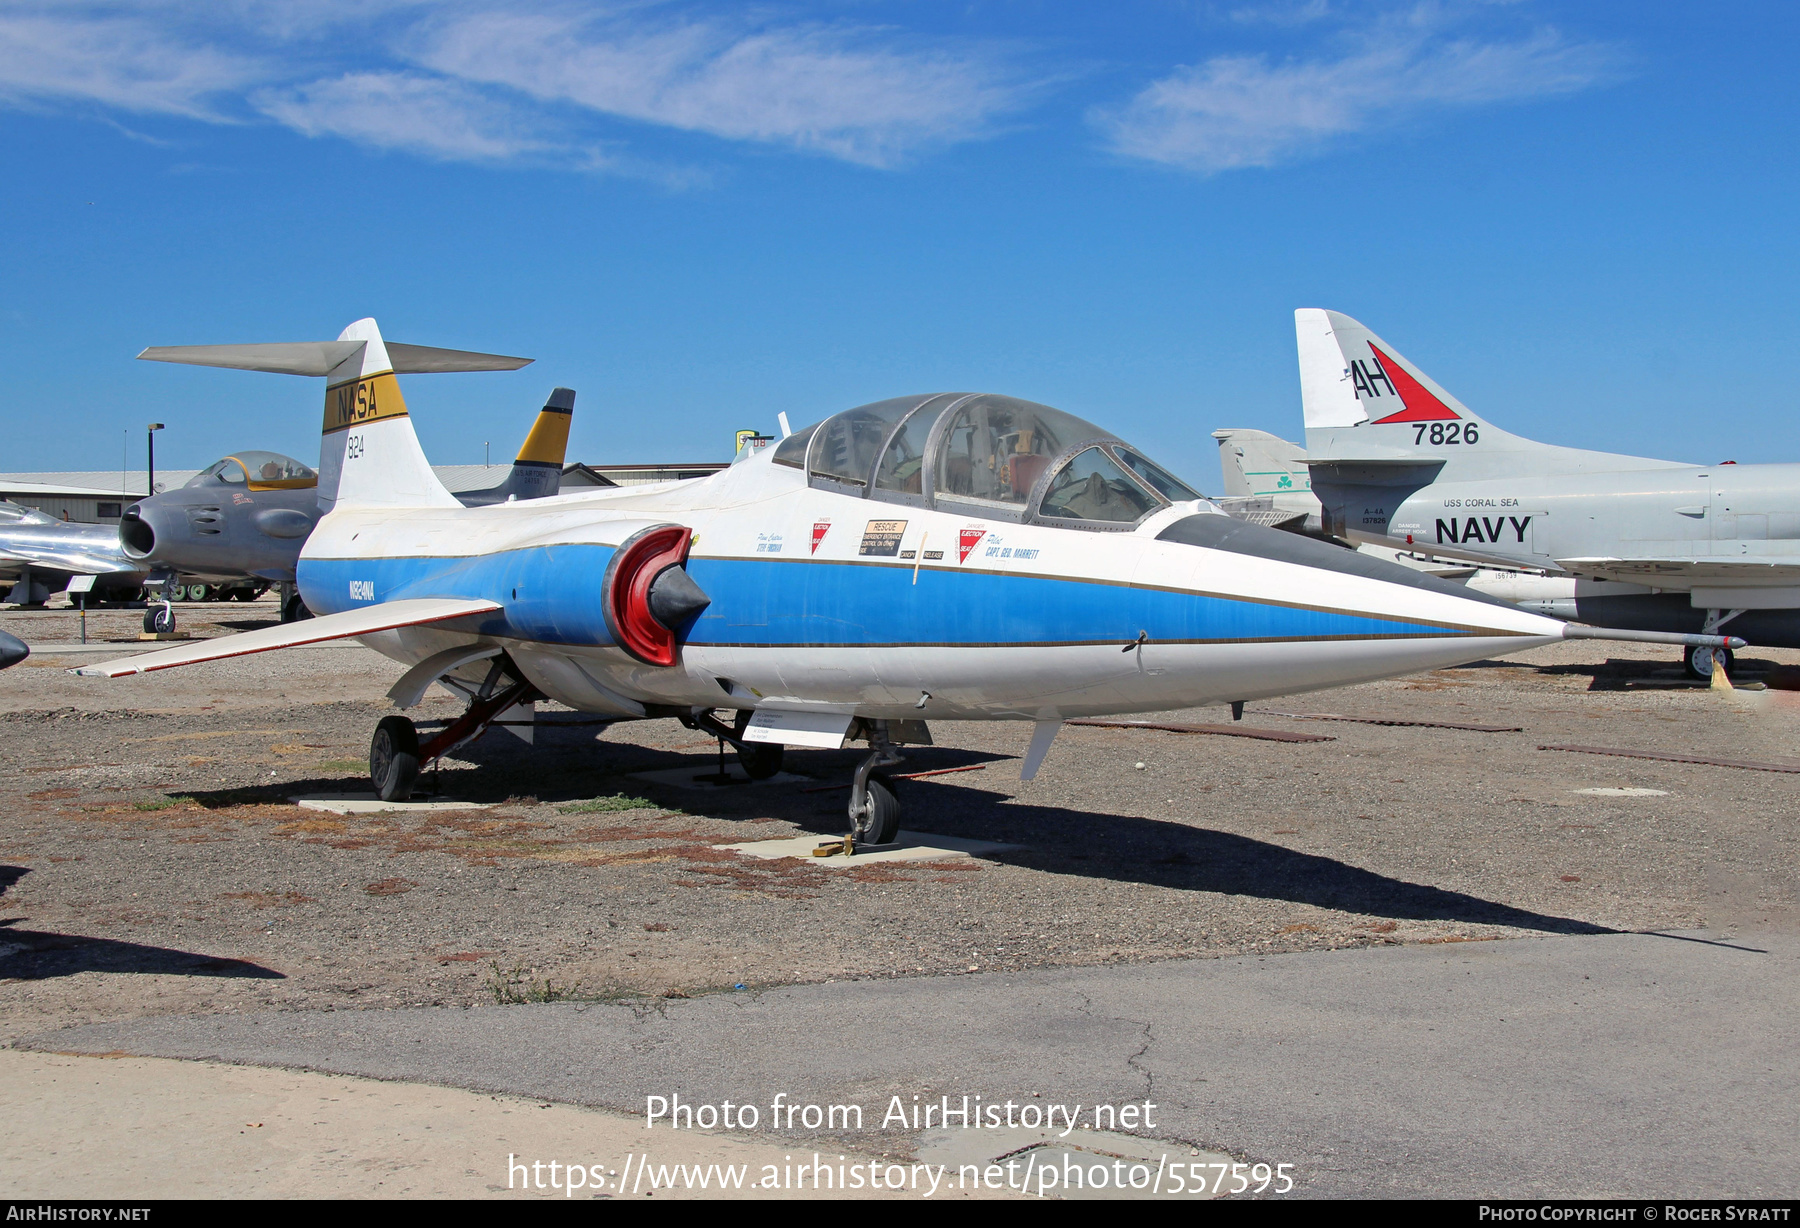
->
xmin=0 ymin=629 xmax=28 ymax=670
xmin=647 ymin=564 xmax=711 ymax=630
xmin=1153 ymin=512 xmax=1565 ymax=688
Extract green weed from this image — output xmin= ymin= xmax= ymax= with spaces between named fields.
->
xmin=485 ymin=962 xmax=590 ymax=1004
xmin=557 ymin=794 xmax=655 ymax=814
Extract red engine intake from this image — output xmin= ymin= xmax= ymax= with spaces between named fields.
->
xmin=602 ymin=524 xmax=703 ymax=667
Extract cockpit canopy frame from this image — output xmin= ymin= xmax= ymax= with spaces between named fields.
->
xmin=772 ymin=393 xmax=1200 ymax=530
xmin=186 ymin=451 xmax=319 ymax=492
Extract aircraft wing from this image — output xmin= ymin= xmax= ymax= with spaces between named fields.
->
xmin=1557 ymin=557 xmax=1800 ymax=584
xmin=74 ymin=597 xmax=501 ymax=677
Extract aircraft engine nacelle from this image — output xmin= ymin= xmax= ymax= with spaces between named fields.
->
xmin=601 ymin=524 xmax=710 ymax=667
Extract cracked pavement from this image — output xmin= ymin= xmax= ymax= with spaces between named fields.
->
xmin=30 ymin=928 xmax=1800 ymax=1198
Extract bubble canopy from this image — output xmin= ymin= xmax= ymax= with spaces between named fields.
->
xmin=186 ymin=451 xmax=319 ymax=491
xmin=772 ymin=394 xmax=1200 ymax=528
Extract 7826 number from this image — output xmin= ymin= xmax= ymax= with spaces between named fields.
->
xmin=1414 ymin=422 xmax=1478 ymax=445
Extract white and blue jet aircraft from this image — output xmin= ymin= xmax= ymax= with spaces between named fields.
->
xmin=80 ymin=318 xmax=1741 ymax=843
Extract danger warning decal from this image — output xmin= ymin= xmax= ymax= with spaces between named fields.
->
xmin=958 ymin=527 xmax=986 ymax=564
xmin=810 ymin=521 xmax=830 ymax=554
xmin=1353 ymin=344 xmax=1460 ymax=424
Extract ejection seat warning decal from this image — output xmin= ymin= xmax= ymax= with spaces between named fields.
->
xmin=958 ymin=528 xmax=986 ymax=563
xmin=859 ymin=520 xmax=907 ymax=557
xmin=811 ymin=521 xmax=830 ymax=554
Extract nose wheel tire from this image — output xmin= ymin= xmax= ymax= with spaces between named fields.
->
xmin=282 ymin=593 xmax=312 ymax=624
xmin=142 ymin=604 xmax=174 ymax=634
xmin=370 ymin=716 xmax=421 ymax=802
xmin=1684 ymin=644 xmax=1736 ymax=680
xmin=735 ymin=741 xmax=784 ymax=780
xmin=850 ymin=772 xmax=901 ymax=845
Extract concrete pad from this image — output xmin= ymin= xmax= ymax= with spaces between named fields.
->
xmin=629 ymin=766 xmax=812 ymax=790
xmin=292 ymin=792 xmax=498 ymax=815
xmin=718 ymin=830 xmax=1022 ymax=867
xmin=0 ymin=1050 xmax=988 ymax=1200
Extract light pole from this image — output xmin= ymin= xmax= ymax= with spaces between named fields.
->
xmin=146 ymin=423 xmax=164 ymax=496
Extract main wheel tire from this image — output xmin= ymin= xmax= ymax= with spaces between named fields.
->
xmin=735 ymin=741 xmax=784 ymax=780
xmin=370 ymin=716 xmax=421 ymax=802
xmin=281 ymin=593 xmax=312 ymax=624
xmin=1684 ymin=645 xmax=1736 ymax=680
xmin=143 ymin=604 xmax=174 ymax=634
xmin=852 ymin=772 xmax=901 ymax=845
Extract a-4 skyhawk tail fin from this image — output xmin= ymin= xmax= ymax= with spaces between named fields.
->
xmin=138 ymin=319 xmax=531 ymax=512
xmin=1294 ymin=308 xmax=1681 ymax=480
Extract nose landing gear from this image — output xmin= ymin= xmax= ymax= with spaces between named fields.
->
xmin=847 ymin=720 xmax=903 ymax=846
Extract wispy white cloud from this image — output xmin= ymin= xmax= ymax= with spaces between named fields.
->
xmin=253 ymin=70 xmax=559 ymax=163
xmin=1096 ymin=10 xmax=1618 ymax=172
xmin=0 ymin=10 xmax=262 ymax=119
xmin=411 ymin=11 xmax=1030 ymax=167
xmin=0 ymin=2 xmax=1037 ymax=173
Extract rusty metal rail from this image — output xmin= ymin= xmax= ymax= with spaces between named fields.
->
xmin=1539 ymin=744 xmax=1800 ymax=774
xmin=1066 ymin=718 xmax=1333 ymax=744
xmin=1258 ymin=710 xmax=1523 ymax=733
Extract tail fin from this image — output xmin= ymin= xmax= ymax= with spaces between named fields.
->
xmin=138 ymin=319 xmax=532 ymax=512
xmin=457 ymin=388 xmax=575 ymax=506
xmin=1295 ymin=308 xmax=1680 ymax=477
xmin=1212 ymin=428 xmax=1310 ymax=499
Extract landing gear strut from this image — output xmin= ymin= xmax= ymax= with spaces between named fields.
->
xmin=367 ymin=664 xmax=540 ymax=801
xmin=680 ymin=709 xmax=785 ymax=781
xmin=1686 ymin=608 xmax=1745 ymax=680
xmin=847 ymin=720 xmax=903 ymax=846
xmin=142 ymin=577 xmax=175 ymax=634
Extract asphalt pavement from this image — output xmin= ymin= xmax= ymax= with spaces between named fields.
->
xmin=30 ymin=927 xmax=1797 ymax=1198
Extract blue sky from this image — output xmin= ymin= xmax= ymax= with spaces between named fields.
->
xmin=2 ymin=1 xmax=1796 ymax=491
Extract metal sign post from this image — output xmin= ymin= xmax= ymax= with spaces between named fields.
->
xmin=68 ymin=574 xmax=96 ymax=645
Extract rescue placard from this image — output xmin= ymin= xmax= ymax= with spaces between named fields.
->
xmin=859 ymin=520 xmax=907 ymax=557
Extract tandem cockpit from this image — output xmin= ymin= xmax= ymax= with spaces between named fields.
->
xmin=771 ymin=393 xmax=1206 ymax=529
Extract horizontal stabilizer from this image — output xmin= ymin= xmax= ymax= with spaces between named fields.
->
xmin=138 ymin=341 xmax=531 ymax=377
xmin=73 ymin=598 xmax=501 ymax=678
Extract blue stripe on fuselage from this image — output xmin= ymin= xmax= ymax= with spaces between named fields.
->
xmin=298 ymin=546 xmax=1473 ymax=650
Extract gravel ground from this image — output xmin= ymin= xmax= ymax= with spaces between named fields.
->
xmin=2 ymin=599 xmax=1797 ymax=1047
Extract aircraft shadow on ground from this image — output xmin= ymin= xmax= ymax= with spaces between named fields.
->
xmin=689 ymin=752 xmax=1611 ymax=936
xmin=159 ymin=732 xmax=1606 ymax=935
xmin=0 ymin=919 xmax=283 ymax=983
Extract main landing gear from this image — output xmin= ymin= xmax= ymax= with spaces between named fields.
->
xmin=680 ymin=709 xmax=786 ymax=780
xmin=1684 ymin=643 xmax=1736 ymax=681
xmin=368 ymin=665 xmax=542 ymax=801
xmin=1685 ymin=607 xmax=1744 ymax=680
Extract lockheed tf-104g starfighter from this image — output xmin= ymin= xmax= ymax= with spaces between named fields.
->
xmin=80 ymin=318 xmax=1738 ymax=845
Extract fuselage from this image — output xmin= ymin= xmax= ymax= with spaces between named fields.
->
xmin=1322 ymin=462 xmax=1800 ymax=647
xmin=298 ymin=447 xmax=1568 ymax=722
